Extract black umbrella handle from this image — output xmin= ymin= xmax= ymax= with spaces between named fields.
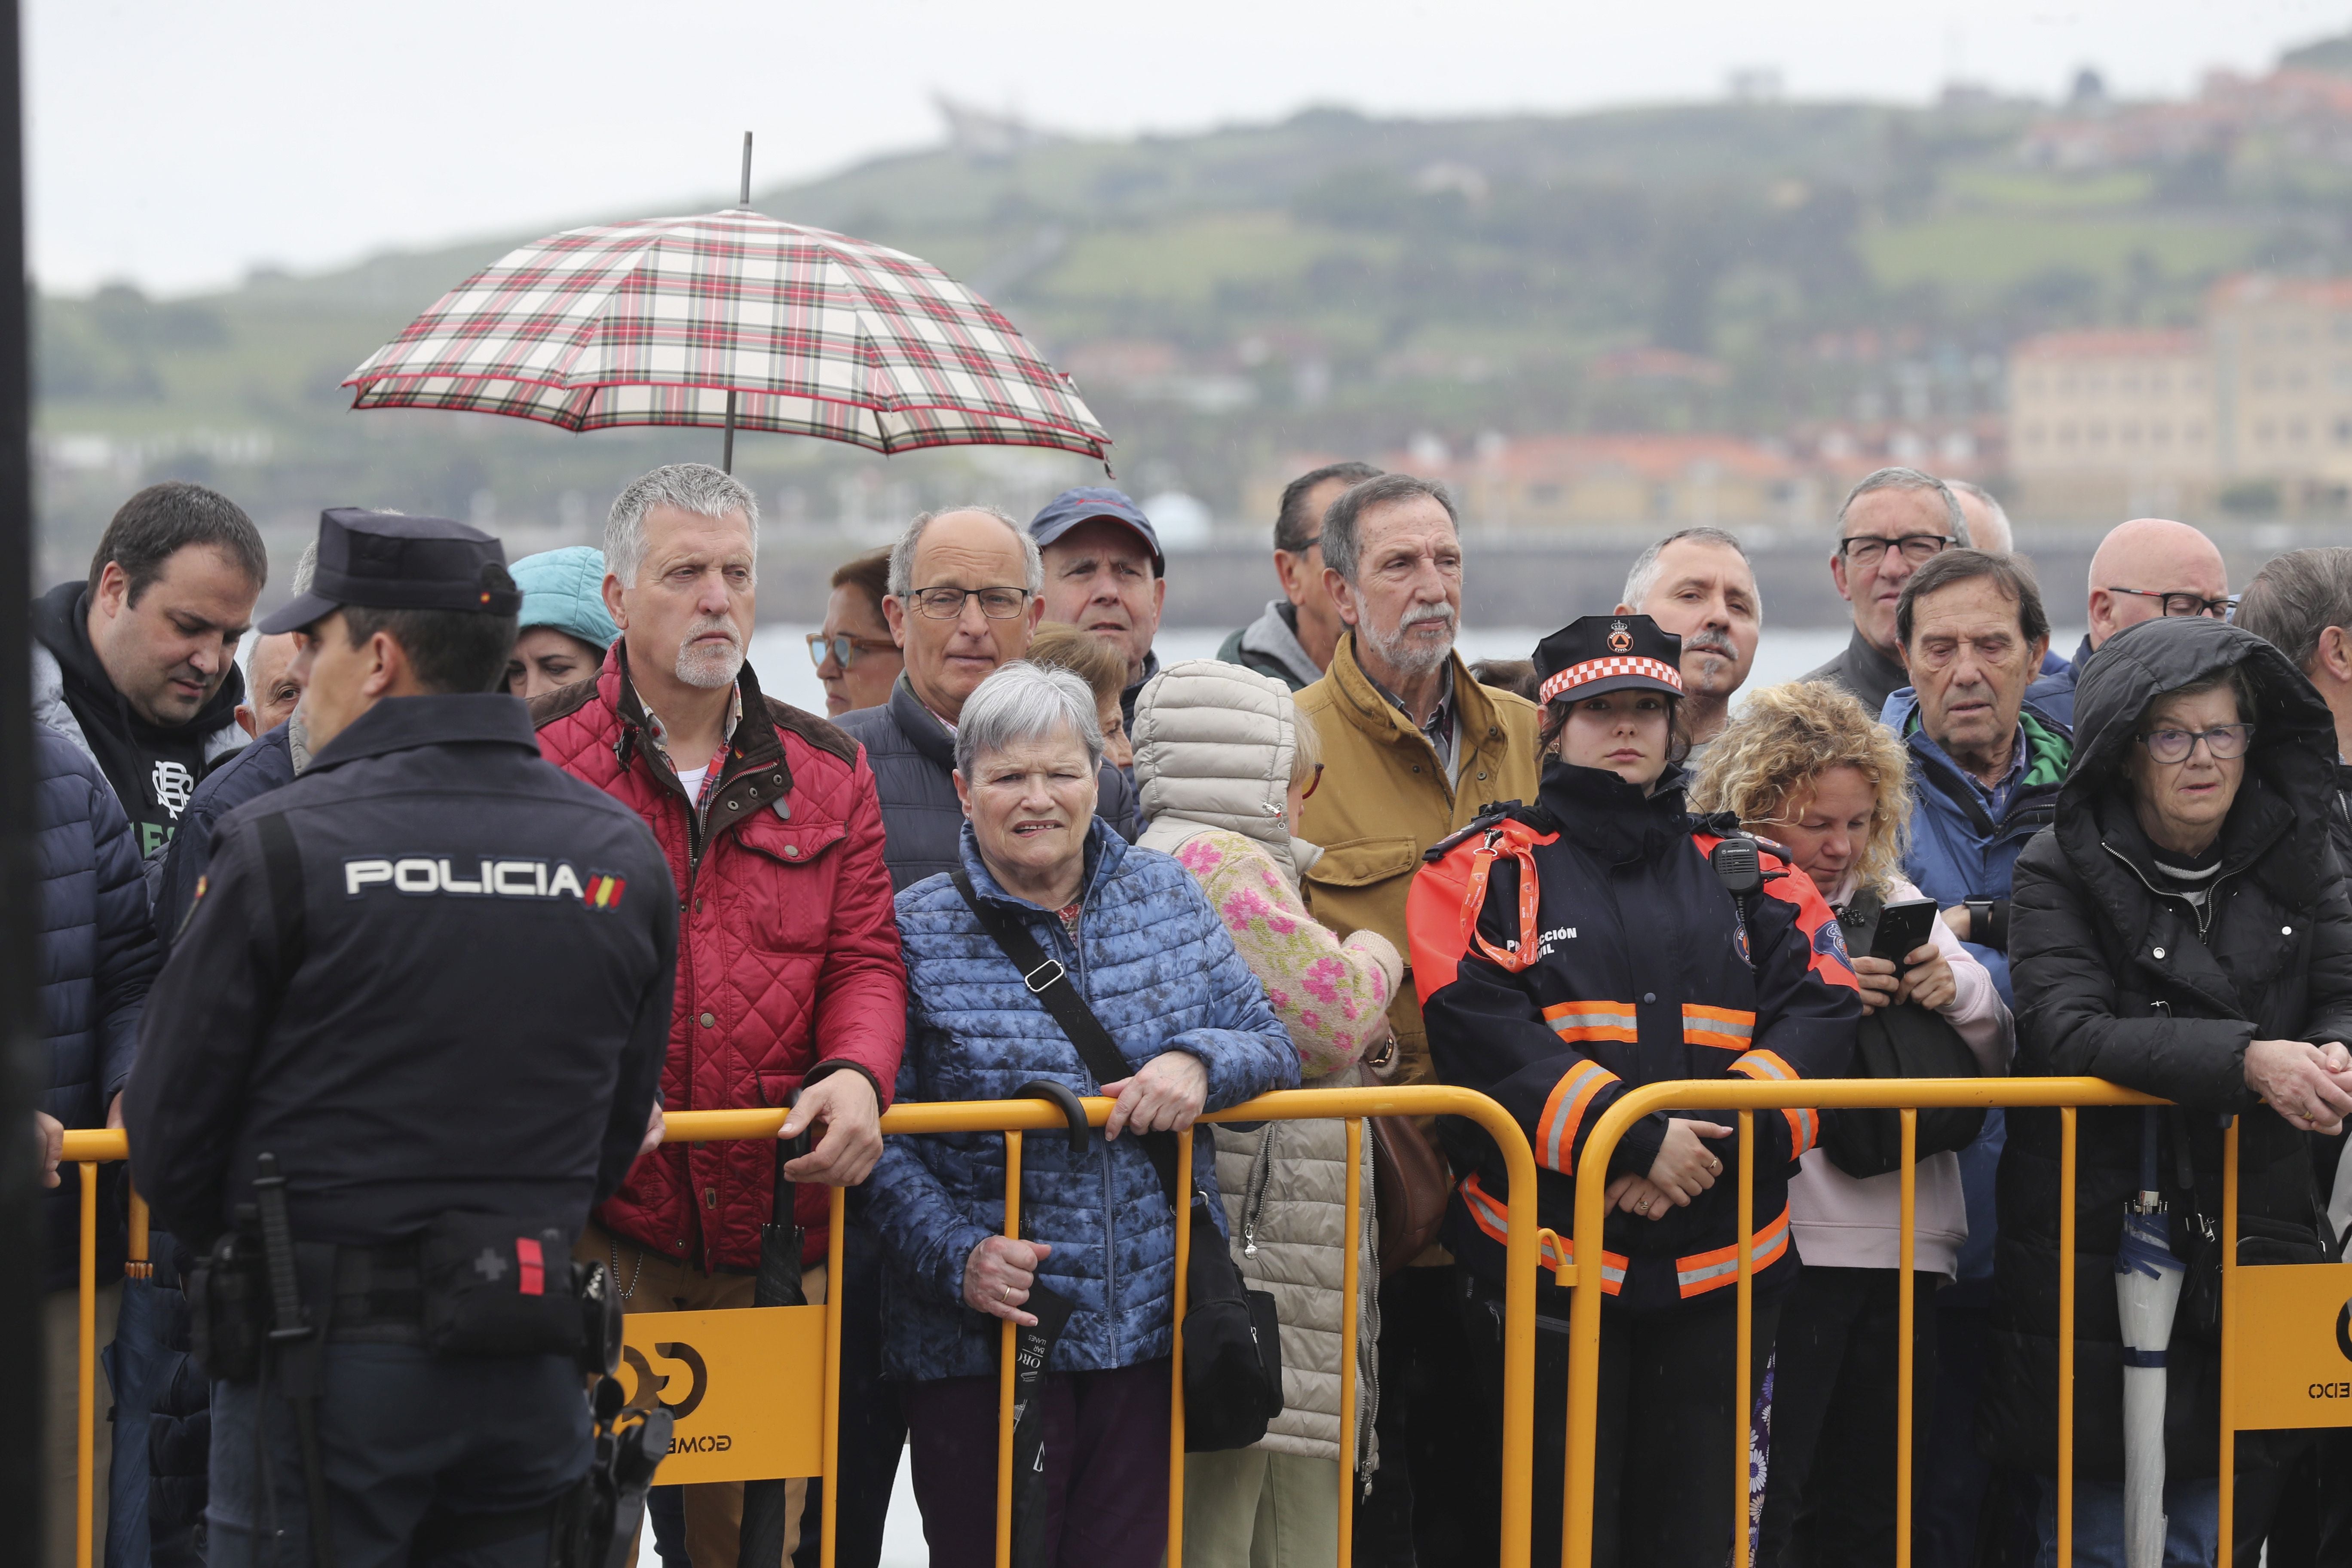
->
xmin=1017 ymin=1080 xmax=1091 ymax=1159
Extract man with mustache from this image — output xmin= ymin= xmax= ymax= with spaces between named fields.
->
xmin=1804 ymin=467 xmax=1973 ymax=720
xmin=1293 ymin=471 xmax=1541 ymax=1568
xmin=531 ymin=463 xmax=906 ymax=1566
xmin=33 ymin=480 xmax=268 ymax=870
xmin=1614 ymin=526 xmax=1761 ymax=770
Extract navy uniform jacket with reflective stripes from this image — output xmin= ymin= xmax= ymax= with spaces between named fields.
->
xmin=1408 ymin=764 xmax=1862 ymax=1312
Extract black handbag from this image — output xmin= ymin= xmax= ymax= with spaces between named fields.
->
xmin=1819 ymin=889 xmax=1987 ymax=1179
xmin=951 ymin=871 xmax=1283 ymax=1452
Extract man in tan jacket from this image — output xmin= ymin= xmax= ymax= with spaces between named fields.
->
xmin=1292 ymin=470 xmax=1540 ymax=1566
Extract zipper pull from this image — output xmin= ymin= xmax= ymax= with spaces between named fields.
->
xmin=1243 ymin=1221 xmax=1259 ymax=1259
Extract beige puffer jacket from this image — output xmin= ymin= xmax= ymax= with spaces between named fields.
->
xmin=1133 ymin=659 xmax=1391 ymax=1478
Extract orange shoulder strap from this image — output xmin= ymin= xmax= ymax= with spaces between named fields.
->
xmin=1460 ymin=822 xmax=1543 ymax=974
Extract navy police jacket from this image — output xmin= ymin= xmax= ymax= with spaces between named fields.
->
xmin=126 ymin=693 xmax=677 ymax=1251
xmin=1409 ymin=761 xmax=1861 ymax=1311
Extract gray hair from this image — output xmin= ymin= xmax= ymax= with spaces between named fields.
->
xmin=953 ymin=661 xmax=1104 ymax=778
xmin=1323 ymin=472 xmax=1459 ymax=586
xmin=2234 ymin=547 xmax=2352 ymax=673
xmin=605 ymin=463 xmax=760 ymax=587
xmin=291 ymin=539 xmax=318 ymax=596
xmin=1622 ymin=526 xmax=1756 ymax=611
xmin=1946 ymin=480 xmax=2011 ymax=551
xmin=887 ymin=505 xmax=1043 ymax=598
xmin=1835 ymin=466 xmax=1971 ymax=548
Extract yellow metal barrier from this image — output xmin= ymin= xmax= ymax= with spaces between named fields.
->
xmin=60 ymin=1084 xmax=1545 ymax=1568
xmin=1562 ymin=1078 xmax=2169 ymax=1568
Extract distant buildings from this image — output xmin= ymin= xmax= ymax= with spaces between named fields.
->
xmin=2008 ymin=275 xmax=2352 ymax=521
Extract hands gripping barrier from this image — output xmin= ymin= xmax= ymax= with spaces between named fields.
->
xmin=58 ymin=1083 xmax=1544 ymax=1568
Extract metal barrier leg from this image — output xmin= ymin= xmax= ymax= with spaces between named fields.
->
xmin=78 ymin=1161 xmax=96 ymax=1568
xmin=1337 ymin=1118 xmax=1362 ymax=1568
xmin=1896 ymin=1109 xmax=1917 ymax=1568
xmin=2057 ymin=1107 xmax=2077 ymax=1568
xmin=824 ymin=1185 xmax=846 ymax=1568
xmin=1168 ymin=1127 xmax=1193 ymax=1568
xmin=1733 ymin=1112 xmax=1754 ymax=1568
xmin=995 ymin=1130 xmax=1023 ymax=1568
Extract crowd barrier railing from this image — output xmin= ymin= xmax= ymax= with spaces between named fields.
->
xmin=59 ymin=1082 xmax=1545 ymax=1568
xmin=1559 ymin=1077 xmax=2352 ymax=1568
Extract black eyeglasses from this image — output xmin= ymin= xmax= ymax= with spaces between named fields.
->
xmin=2107 ymin=587 xmax=2239 ymax=621
xmin=1838 ymin=534 xmax=1954 ymax=567
xmin=805 ymin=632 xmax=898 ymax=670
xmin=2136 ymin=723 xmax=2254 ymax=764
xmin=904 ymin=586 xmax=1031 ymax=620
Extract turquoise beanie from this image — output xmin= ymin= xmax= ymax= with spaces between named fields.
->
xmin=511 ymin=546 xmax=619 ymax=653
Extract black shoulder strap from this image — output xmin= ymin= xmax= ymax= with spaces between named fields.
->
xmin=254 ymin=812 xmax=307 ymax=980
xmin=1840 ymin=885 xmax=1885 ymax=957
xmin=949 ymin=870 xmax=1182 ymax=1207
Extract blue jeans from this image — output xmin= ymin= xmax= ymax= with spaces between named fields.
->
xmin=2034 ymin=1473 xmax=2220 ymax=1568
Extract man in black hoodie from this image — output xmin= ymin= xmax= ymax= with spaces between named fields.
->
xmin=32 ymin=482 xmax=267 ymax=866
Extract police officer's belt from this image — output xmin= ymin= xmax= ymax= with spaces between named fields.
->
xmin=329 ymin=1241 xmax=428 ymax=1344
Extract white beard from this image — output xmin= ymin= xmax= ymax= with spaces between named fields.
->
xmin=1364 ymin=605 xmax=1457 ymax=677
xmin=675 ymin=629 xmax=745 ymax=689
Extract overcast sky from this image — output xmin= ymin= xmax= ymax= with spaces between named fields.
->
xmin=27 ymin=0 xmax=2352 ymax=296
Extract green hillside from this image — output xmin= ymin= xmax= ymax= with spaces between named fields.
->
xmin=31 ymin=89 xmax=2346 ymax=572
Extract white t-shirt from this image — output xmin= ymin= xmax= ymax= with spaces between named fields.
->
xmin=674 ymin=764 xmax=708 ymax=800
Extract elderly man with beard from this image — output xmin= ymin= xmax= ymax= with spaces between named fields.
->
xmin=1293 ymin=471 xmax=1541 ymax=1568
xmin=532 ymin=463 xmax=906 ymax=1566
xmin=1614 ymin=525 xmax=1761 ymax=770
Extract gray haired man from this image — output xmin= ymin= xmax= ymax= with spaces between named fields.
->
xmin=1803 ymin=466 xmax=1973 ymax=719
xmin=1614 ymin=526 xmax=1761 ymax=768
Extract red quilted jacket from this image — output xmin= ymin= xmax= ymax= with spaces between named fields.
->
xmin=533 ymin=645 xmax=905 ymax=1271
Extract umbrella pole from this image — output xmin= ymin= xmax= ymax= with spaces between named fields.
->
xmin=721 ymin=129 xmax=752 ymax=474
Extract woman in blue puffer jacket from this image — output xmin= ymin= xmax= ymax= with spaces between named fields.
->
xmin=864 ymin=662 xmax=1299 ymax=1568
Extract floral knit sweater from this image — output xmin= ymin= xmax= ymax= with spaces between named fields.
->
xmin=1172 ymin=828 xmax=1401 ymax=1080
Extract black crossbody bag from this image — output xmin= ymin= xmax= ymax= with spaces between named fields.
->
xmin=950 ymin=871 xmax=1283 ymax=1452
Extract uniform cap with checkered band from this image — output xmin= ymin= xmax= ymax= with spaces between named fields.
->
xmin=1531 ymin=614 xmax=1685 ymax=706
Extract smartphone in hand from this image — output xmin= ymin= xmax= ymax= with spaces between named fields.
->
xmin=1871 ymin=897 xmax=1939 ymax=974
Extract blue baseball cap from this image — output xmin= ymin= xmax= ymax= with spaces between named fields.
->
xmin=1028 ymin=487 xmax=1164 ymax=576
xmin=511 ymin=546 xmax=619 ymax=654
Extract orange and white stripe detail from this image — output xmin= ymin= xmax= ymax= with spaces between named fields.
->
xmin=1543 ymin=999 xmax=1640 ymax=1045
xmin=1460 ymin=1174 xmax=1625 ymax=1293
xmin=1673 ymin=1204 xmax=1792 ymax=1298
xmin=1681 ymin=1003 xmax=1755 ymax=1053
xmin=1535 ymin=1060 xmax=1620 ymax=1174
xmin=1728 ymin=1049 xmax=1817 ymax=1156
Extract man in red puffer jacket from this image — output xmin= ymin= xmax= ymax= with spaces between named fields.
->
xmin=533 ymin=464 xmax=904 ymax=1566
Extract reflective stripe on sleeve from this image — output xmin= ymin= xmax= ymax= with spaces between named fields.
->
xmin=1727 ymin=1048 xmax=1818 ymax=1157
xmin=1458 ymin=1173 xmax=1625 ymax=1293
xmin=1681 ymin=1003 xmax=1755 ymax=1052
xmin=1535 ymin=1059 xmax=1620 ymax=1175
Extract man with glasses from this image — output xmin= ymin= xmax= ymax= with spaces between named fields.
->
xmin=809 ymin=547 xmax=904 ymax=717
xmin=1217 ymin=460 xmax=1383 ymax=691
xmin=1804 ymin=466 xmax=1974 ymax=720
xmin=2026 ymin=516 xmax=2233 ymax=729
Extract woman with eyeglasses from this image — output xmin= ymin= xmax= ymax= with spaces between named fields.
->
xmin=1992 ymin=615 xmax=2352 ymax=1566
xmin=808 ymin=546 xmax=905 ymax=717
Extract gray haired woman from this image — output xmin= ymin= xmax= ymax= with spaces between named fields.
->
xmin=864 ymin=662 xmax=1299 ymax=1568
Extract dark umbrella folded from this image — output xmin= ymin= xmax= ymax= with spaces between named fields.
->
xmin=738 ymin=1122 xmax=812 ymax=1568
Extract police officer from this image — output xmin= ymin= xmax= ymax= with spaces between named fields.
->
xmin=124 ymin=509 xmax=677 ymax=1568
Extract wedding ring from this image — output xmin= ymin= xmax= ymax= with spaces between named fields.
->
xmin=1635 ymin=1197 xmax=1651 ymax=1215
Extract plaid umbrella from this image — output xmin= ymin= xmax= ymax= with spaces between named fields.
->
xmin=342 ymin=207 xmax=1111 ymax=466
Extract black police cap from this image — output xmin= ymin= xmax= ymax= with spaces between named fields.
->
xmin=1531 ymin=614 xmax=1685 ymax=707
xmin=258 ymin=508 xmax=521 ymax=635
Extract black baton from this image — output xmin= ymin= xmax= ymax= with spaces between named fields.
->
xmin=254 ymin=1153 xmax=337 ymax=1568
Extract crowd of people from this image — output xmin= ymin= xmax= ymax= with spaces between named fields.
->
xmin=29 ymin=454 xmax=2352 ymax=1568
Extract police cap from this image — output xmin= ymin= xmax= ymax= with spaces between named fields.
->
xmin=1531 ymin=614 xmax=1684 ymax=707
xmin=258 ymin=508 xmax=520 ymax=635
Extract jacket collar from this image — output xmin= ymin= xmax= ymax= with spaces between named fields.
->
xmin=609 ymin=639 xmax=784 ymax=786
xmin=306 ymin=692 xmax=540 ymax=771
xmin=1837 ymin=626 xmax=1910 ymax=717
xmin=958 ymin=816 xmax=1126 ymax=913
xmin=1326 ymin=631 xmax=1502 ymax=764
xmin=1534 ymin=755 xmax=1691 ymax=864
xmin=1237 ymin=600 xmax=1322 ymax=689
xmin=890 ymin=673 xmax=957 ymax=769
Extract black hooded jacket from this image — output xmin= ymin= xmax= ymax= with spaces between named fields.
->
xmin=1985 ymin=616 xmax=2352 ymax=1480
xmin=31 ymin=581 xmax=245 ymax=861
